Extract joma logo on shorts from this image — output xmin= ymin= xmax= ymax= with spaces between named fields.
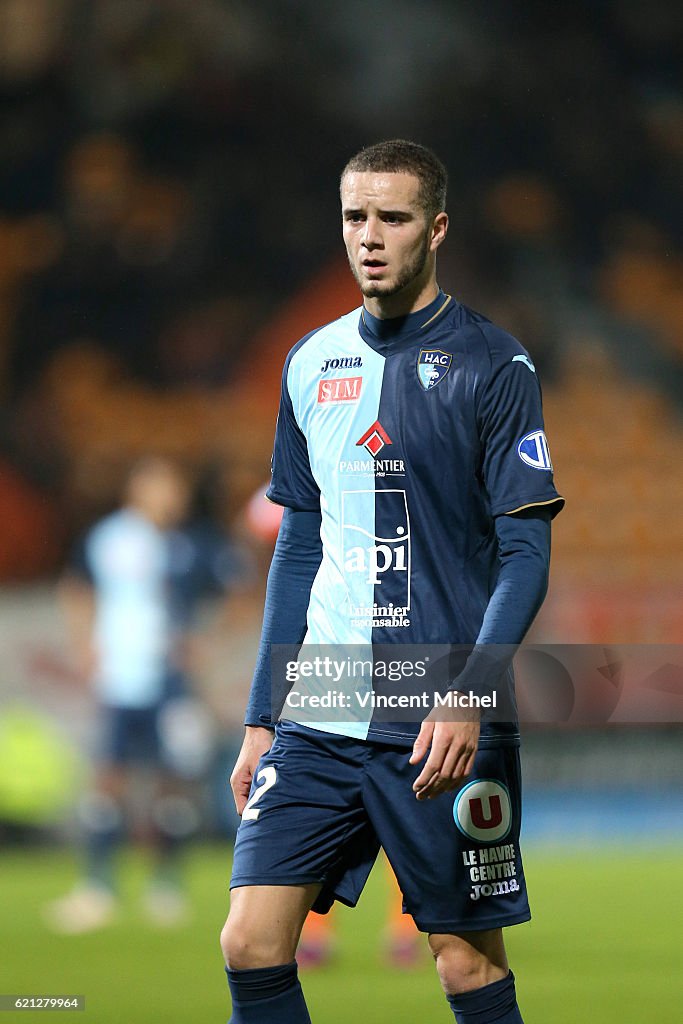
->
xmin=470 ymin=878 xmax=520 ymax=901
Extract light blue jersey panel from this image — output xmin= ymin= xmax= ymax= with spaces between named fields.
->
xmin=286 ymin=310 xmax=386 ymax=738
xmin=86 ymin=510 xmax=171 ymax=707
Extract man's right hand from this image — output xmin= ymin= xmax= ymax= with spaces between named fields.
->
xmin=230 ymin=726 xmax=275 ymax=815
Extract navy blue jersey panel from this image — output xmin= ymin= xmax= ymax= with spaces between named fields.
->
xmin=372 ymin=339 xmax=489 ymax=645
xmin=472 ymin=322 xmax=564 ymax=518
xmin=268 ymin=327 xmax=326 ymax=511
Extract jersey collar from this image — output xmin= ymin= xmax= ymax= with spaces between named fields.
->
xmin=358 ymin=289 xmax=453 ymax=354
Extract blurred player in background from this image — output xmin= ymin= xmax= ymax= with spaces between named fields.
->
xmin=221 ymin=140 xmax=563 ymax=1024
xmin=45 ymin=456 xmax=241 ymax=933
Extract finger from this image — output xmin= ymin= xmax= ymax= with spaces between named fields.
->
xmin=460 ymin=747 xmax=477 ymax=778
xmin=411 ymin=753 xmax=444 ymax=790
xmin=413 ymin=746 xmax=451 ymax=794
xmin=415 ymin=770 xmax=447 ymax=800
xmin=412 ymin=725 xmax=454 ymax=786
xmin=419 ymin=741 xmax=474 ymax=799
xmin=413 ymin=770 xmax=438 ymax=798
xmin=419 ymin=762 xmax=457 ymax=799
xmin=230 ymin=770 xmax=250 ymax=802
xmin=436 ymin=740 xmax=465 ymax=782
xmin=232 ymin=781 xmax=250 ymax=815
xmin=451 ymin=737 xmax=478 ymax=778
xmin=408 ymin=722 xmax=434 ymax=765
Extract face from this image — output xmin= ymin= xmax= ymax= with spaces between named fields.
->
xmin=341 ymin=171 xmax=446 ymax=306
xmin=128 ymin=462 xmax=191 ymax=528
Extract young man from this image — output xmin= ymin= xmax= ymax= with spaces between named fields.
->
xmin=46 ymin=457 xmax=239 ymax=932
xmin=221 ymin=140 xmax=563 ymax=1023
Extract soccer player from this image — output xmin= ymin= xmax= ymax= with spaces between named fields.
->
xmin=220 ymin=140 xmax=563 ymax=1023
xmin=46 ymin=457 xmax=239 ymax=932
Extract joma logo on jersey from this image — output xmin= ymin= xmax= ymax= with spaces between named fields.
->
xmin=342 ymin=489 xmax=411 ymax=601
xmin=317 ymin=376 xmax=362 ymax=404
xmin=417 ymin=348 xmax=452 ymax=390
xmin=320 ymin=356 xmax=363 ymax=372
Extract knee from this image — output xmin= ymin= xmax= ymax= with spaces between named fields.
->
xmin=220 ymin=915 xmax=294 ymax=970
xmin=220 ymin=916 xmax=254 ymax=969
xmin=428 ymin=932 xmax=507 ymax=995
xmin=219 ymin=918 xmax=237 ymax=968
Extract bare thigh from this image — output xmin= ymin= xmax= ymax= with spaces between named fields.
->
xmin=221 ymin=884 xmax=322 ymax=969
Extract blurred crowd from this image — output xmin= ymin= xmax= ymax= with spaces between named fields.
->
xmin=0 ymin=0 xmax=681 ymax=875
xmin=0 ymin=0 xmax=681 ymax=580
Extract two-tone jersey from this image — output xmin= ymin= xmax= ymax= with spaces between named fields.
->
xmin=268 ymin=289 xmax=563 ymax=744
xmin=73 ymin=509 xmax=240 ymax=708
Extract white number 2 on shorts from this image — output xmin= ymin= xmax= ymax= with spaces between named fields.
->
xmin=242 ymin=766 xmax=277 ymax=821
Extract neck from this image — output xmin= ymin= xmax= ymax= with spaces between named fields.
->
xmin=363 ymin=273 xmax=439 ymax=320
xmin=129 ymin=504 xmax=162 ymax=528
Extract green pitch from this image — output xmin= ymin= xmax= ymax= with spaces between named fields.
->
xmin=0 ymin=845 xmax=680 ymax=1023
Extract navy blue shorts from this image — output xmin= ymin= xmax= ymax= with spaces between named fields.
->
xmin=97 ymin=705 xmax=162 ymax=765
xmin=230 ymin=721 xmax=530 ymax=933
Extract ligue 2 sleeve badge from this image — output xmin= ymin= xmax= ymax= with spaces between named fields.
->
xmin=417 ymin=349 xmax=452 ymax=390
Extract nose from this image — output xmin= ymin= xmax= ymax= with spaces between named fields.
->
xmin=361 ymin=216 xmax=383 ymax=251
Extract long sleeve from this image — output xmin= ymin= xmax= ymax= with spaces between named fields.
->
xmin=244 ymin=507 xmax=323 ymax=727
xmin=477 ymin=510 xmax=551 ymax=645
xmin=453 ymin=510 xmax=551 ymax=699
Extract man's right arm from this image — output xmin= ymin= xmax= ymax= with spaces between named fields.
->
xmin=230 ymin=506 xmax=322 ymax=814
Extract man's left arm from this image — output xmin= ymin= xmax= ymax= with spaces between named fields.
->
xmin=411 ymin=328 xmax=563 ymax=799
xmin=410 ymin=509 xmax=551 ymax=798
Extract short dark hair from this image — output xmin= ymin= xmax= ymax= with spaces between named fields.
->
xmin=341 ymin=139 xmax=447 ymax=220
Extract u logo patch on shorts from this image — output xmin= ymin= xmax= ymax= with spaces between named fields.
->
xmin=453 ymin=779 xmax=512 ymax=843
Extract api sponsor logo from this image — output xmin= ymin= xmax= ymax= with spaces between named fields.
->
xmin=320 ymin=355 xmax=363 ymax=373
xmin=453 ymin=779 xmax=512 ymax=843
xmin=342 ymin=488 xmax=411 ymax=626
xmin=417 ymin=348 xmax=452 ymax=390
xmin=318 ymin=376 xmax=362 ymax=404
xmin=517 ymin=429 xmax=553 ymax=470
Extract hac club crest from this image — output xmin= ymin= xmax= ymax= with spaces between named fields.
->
xmin=417 ymin=348 xmax=452 ymax=390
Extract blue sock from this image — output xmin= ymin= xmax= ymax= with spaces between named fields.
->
xmin=447 ymin=970 xmax=524 ymax=1023
xmin=226 ymin=962 xmax=311 ymax=1024
xmin=81 ymin=795 xmax=122 ymax=892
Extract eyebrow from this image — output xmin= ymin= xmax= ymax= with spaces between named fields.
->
xmin=342 ymin=207 xmax=413 ymax=219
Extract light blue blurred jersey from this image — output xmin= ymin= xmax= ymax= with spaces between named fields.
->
xmin=83 ymin=509 xmax=174 ymax=707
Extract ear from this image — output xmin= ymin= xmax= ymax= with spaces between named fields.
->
xmin=430 ymin=212 xmax=449 ymax=252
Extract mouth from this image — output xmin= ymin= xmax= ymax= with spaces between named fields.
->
xmin=362 ymin=259 xmax=387 ymax=276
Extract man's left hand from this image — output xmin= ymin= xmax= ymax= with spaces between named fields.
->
xmin=409 ymin=701 xmax=480 ymax=801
